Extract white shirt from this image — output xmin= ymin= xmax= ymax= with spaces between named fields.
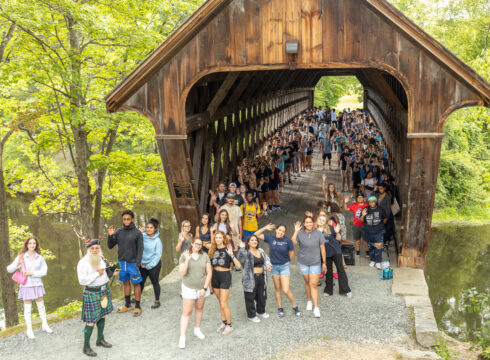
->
xmin=7 ymin=253 xmax=47 ymax=288
xmin=77 ymin=254 xmax=109 ymax=287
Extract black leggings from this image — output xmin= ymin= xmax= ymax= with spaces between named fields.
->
xmin=324 ymin=254 xmax=351 ymax=295
xmin=140 ymin=261 xmax=162 ymax=301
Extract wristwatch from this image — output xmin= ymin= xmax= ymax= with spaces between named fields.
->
xmin=202 ymin=287 xmax=208 ymax=291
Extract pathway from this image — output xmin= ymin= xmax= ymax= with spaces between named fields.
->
xmin=0 ymin=151 xmax=409 ymax=360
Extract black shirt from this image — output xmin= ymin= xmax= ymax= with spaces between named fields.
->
xmin=363 ymin=206 xmax=387 ymax=232
xmin=211 ymin=248 xmax=232 ymax=269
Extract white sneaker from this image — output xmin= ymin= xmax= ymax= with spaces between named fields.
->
xmin=42 ymin=323 xmax=53 ymax=333
xmin=313 ymin=307 xmax=321 ymax=318
xmin=369 ymin=261 xmax=375 ymax=267
xmin=248 ymin=316 xmax=261 ymax=323
xmin=258 ymin=312 xmax=269 ymax=319
xmin=306 ymin=301 xmax=313 ymax=311
xmin=179 ymin=336 xmax=186 ymax=349
xmin=26 ymin=328 xmax=35 ymax=339
xmin=193 ymin=327 xmax=205 ymax=340
xmin=375 ymin=263 xmax=382 ymax=269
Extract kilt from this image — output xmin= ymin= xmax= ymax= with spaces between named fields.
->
xmin=81 ymin=286 xmax=113 ymax=324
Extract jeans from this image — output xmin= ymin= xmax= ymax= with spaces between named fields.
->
xmin=324 ymin=253 xmax=351 ymax=295
xmin=140 ymin=261 xmax=162 ymax=301
xmin=363 ymin=230 xmax=385 ymax=263
xmin=244 ymin=274 xmax=266 ymax=318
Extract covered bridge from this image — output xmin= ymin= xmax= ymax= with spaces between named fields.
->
xmin=105 ymin=0 xmax=490 ymax=269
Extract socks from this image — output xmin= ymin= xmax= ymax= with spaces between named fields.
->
xmin=36 ymin=301 xmax=47 ymax=325
xmin=96 ymin=318 xmax=105 ymax=342
xmin=125 ymin=295 xmax=131 ymax=307
xmin=135 ymin=300 xmax=141 ymax=309
xmin=227 ymin=322 xmax=232 ymax=327
xmin=24 ymin=303 xmax=33 ymax=331
xmin=84 ymin=325 xmax=94 ymax=347
xmin=222 ymin=320 xmax=227 ymax=325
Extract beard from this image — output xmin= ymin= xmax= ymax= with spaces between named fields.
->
xmin=88 ymin=252 xmax=102 ymax=271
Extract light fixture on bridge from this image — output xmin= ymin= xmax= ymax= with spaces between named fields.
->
xmin=285 ymin=41 xmax=299 ymax=54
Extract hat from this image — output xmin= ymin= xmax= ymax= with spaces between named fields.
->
xmin=367 ymin=196 xmax=377 ymax=202
xmin=85 ymin=239 xmax=100 ymax=248
xmin=228 ymin=182 xmax=237 ymax=188
xmin=226 ymin=192 xmax=235 ymax=198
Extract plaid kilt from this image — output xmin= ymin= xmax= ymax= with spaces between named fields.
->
xmin=81 ymin=287 xmax=113 ymax=323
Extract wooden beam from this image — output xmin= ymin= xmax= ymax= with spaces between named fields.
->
xmin=406 ymin=133 xmax=445 ymax=138
xmin=207 ymin=72 xmax=240 ymax=118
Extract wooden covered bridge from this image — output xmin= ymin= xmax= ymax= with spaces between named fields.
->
xmin=105 ymin=0 xmax=490 ymax=269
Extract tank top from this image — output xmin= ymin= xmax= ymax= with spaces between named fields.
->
xmin=253 ymin=253 xmax=264 ymax=268
xmin=198 ymin=226 xmax=211 ymax=243
xmin=211 ymin=248 xmax=232 ymax=269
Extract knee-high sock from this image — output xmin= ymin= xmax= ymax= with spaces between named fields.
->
xmin=84 ymin=325 xmax=94 ymax=347
xmin=24 ymin=303 xmax=33 ymax=331
xmin=96 ymin=318 xmax=105 ymax=342
xmin=36 ymin=301 xmax=48 ymax=326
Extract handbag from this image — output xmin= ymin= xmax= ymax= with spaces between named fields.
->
xmin=391 ymin=197 xmax=400 ymax=215
xmin=12 ymin=263 xmax=27 ymax=285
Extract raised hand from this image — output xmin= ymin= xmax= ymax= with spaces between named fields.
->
xmin=225 ymin=245 xmax=234 ymax=257
xmin=139 ymin=227 xmax=145 ymax=233
xmin=322 ymin=173 xmax=327 ymax=181
xmin=344 ymin=195 xmax=350 ymax=203
xmin=108 ymin=226 xmax=115 ymax=236
xmin=265 ymin=223 xmax=276 ymax=231
xmin=184 ymin=250 xmax=192 ymax=260
xmin=362 ymin=208 xmax=368 ymax=216
xmin=294 ymin=221 xmax=302 ymax=232
xmin=305 ymin=210 xmax=313 ymax=217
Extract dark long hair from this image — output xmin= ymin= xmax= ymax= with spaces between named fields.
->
xmin=245 ymin=234 xmax=260 ymax=251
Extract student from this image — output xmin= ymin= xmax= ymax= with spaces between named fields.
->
xmin=254 ymin=223 xmax=301 ymax=317
xmin=196 ymin=214 xmax=212 ymax=253
xmin=209 ymin=231 xmax=241 ymax=335
xmin=139 ymin=218 xmax=163 ymax=309
xmin=238 ymin=235 xmax=272 ymax=323
xmin=7 ymin=236 xmax=52 ymax=339
xmin=292 ymin=217 xmax=327 ymax=318
xmin=107 ymin=210 xmax=144 ymax=317
xmin=176 ymin=220 xmax=193 ymax=254
xmin=216 ymin=193 xmax=242 ymax=250
xmin=320 ymin=133 xmax=333 ymax=170
xmin=360 ymin=196 xmax=388 ymax=269
xmin=178 ymin=238 xmax=212 ymax=349
xmin=344 ymin=194 xmax=369 ymax=256
xmin=241 ymin=190 xmax=266 ymax=241
xmin=322 ymin=174 xmax=344 ymax=207
xmin=338 ymin=147 xmax=351 ymax=192
xmin=77 ymin=239 xmax=118 ymax=357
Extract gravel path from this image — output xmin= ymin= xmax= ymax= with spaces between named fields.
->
xmin=0 ymin=152 xmax=410 ymax=359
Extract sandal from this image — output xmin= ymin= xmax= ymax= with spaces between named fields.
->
xmin=323 ymin=293 xmax=330 ymax=297
xmin=133 ymin=308 xmax=142 ymax=317
xmin=117 ymin=305 xmax=133 ymax=313
xmin=346 ymin=292 xmax=353 ymax=299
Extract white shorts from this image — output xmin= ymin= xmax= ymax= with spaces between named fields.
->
xmin=181 ymin=283 xmax=210 ymax=300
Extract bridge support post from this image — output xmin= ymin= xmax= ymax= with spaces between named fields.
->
xmin=399 ymin=136 xmax=443 ymax=269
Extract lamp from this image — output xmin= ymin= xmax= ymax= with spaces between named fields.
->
xmin=285 ymin=41 xmax=299 ymax=54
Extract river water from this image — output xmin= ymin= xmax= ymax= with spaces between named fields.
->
xmin=1 ymin=198 xmax=489 ymax=342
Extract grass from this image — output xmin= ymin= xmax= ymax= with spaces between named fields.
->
xmin=432 ymin=205 xmax=490 ymax=225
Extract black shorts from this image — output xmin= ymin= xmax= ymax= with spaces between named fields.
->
xmin=211 ymin=269 xmax=231 ymax=289
xmin=322 ymin=153 xmax=332 ymax=160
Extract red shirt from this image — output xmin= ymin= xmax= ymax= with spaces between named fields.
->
xmin=348 ymin=203 xmax=368 ymax=226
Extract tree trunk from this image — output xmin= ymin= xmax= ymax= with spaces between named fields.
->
xmin=0 ymin=144 xmax=19 ymax=327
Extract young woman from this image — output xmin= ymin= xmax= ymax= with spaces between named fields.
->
xmin=176 ymin=220 xmax=193 ymax=253
xmin=211 ymin=209 xmax=234 ymax=241
xmin=255 ymin=223 xmax=301 ymax=317
xmin=139 ymin=218 xmax=163 ymax=309
xmin=209 ymin=231 xmax=241 ymax=335
xmin=237 ymin=235 xmax=272 ymax=322
xmin=178 ymin=237 xmax=212 ymax=349
xmin=7 ymin=236 xmax=52 ymax=339
xmin=315 ymin=215 xmax=352 ymax=298
xmin=292 ymin=217 xmax=327 ymax=318
xmin=322 ymin=174 xmax=344 ymax=207
xmin=196 ymin=214 xmax=212 ymax=253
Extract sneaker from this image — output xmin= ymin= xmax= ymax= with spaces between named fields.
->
xmin=258 ymin=312 xmax=269 ymax=319
xmin=216 ymin=323 xmax=226 ymax=333
xmin=222 ymin=325 xmax=234 ymax=335
xmin=293 ymin=306 xmax=302 ymax=317
xmin=365 ymin=251 xmax=370 ymax=258
xmin=275 ymin=206 xmax=281 ymax=211
xmin=193 ymin=327 xmax=205 ymax=340
xmin=179 ymin=336 xmax=185 ymax=349
xmin=369 ymin=261 xmax=375 ymax=267
xmin=288 ymin=179 xmax=292 ymax=184
xmin=356 ymin=250 xmax=360 ymax=256
xmin=375 ymin=263 xmax=382 ymax=269
xmin=151 ymin=300 xmax=161 ymax=309
xmin=313 ymin=307 xmax=321 ymax=318
xmin=248 ymin=316 xmax=260 ymax=323
xmin=306 ymin=301 xmax=313 ymax=311
xmin=278 ymin=308 xmax=285 ymax=317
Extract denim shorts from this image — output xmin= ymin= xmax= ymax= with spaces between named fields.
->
xmin=271 ymin=262 xmax=291 ymax=277
xmin=298 ymin=263 xmax=322 ymax=275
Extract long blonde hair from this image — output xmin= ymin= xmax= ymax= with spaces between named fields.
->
xmin=208 ymin=231 xmax=230 ymax=259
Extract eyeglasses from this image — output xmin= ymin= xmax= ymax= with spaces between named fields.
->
xmin=122 ymin=217 xmax=132 ymax=221
xmin=193 ymin=243 xmax=202 ymax=247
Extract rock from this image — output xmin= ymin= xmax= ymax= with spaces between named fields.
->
xmin=414 ymin=306 xmax=438 ymax=348
xmin=392 ymin=268 xmax=428 ymax=297
xmin=396 ymin=348 xmax=441 ymax=359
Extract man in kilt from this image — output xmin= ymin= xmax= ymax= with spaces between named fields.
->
xmin=77 ymin=239 xmax=118 ymax=357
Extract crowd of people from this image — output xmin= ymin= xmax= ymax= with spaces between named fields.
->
xmin=6 ymin=106 xmax=400 ymax=356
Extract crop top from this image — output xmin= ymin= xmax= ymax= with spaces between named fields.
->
xmin=253 ymin=253 xmax=264 ymax=268
xmin=211 ymin=247 xmax=232 ymax=269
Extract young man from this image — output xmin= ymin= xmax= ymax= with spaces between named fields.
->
xmin=241 ymin=191 xmax=266 ymax=241
xmin=108 ymin=210 xmax=144 ymax=317
xmin=360 ymin=196 xmax=388 ymax=269
xmin=77 ymin=239 xmax=117 ymax=357
xmin=218 ymin=192 xmax=243 ymax=250
xmin=344 ymin=194 xmax=369 ymax=256
xmin=320 ymin=133 xmax=333 ymax=170
xmin=338 ymin=146 xmax=351 ymax=192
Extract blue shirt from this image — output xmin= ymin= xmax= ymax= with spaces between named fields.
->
xmin=264 ymin=234 xmax=294 ymax=265
xmin=142 ymin=232 xmax=162 ymax=270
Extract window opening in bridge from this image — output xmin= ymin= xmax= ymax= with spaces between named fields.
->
xmin=314 ymin=76 xmax=364 ymax=111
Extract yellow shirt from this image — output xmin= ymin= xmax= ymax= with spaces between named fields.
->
xmin=241 ymin=202 xmax=261 ymax=232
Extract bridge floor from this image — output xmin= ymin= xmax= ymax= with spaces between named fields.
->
xmin=1 ymin=151 xmax=409 ymax=360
